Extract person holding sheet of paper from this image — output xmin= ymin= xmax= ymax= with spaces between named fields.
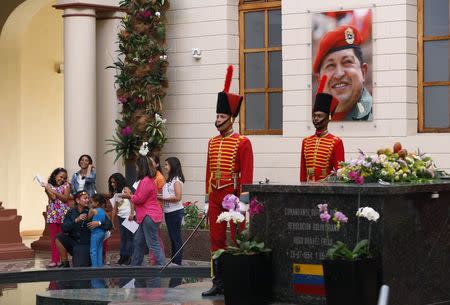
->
xmin=108 ymin=173 xmax=134 ymax=265
xmin=148 ymin=154 xmax=166 ymax=266
xmin=42 ymin=167 xmax=71 ymax=268
xmin=121 ymin=145 xmax=165 ymax=266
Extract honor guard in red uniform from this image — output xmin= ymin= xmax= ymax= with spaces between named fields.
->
xmin=300 ymin=76 xmax=345 ymax=182
xmin=202 ymin=65 xmax=254 ymax=297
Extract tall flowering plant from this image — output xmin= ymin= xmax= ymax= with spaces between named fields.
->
xmin=212 ymin=195 xmax=270 ymax=259
xmin=336 ymin=143 xmax=439 ymax=184
xmin=319 ymin=203 xmax=380 ymax=260
xmin=107 ymin=0 xmax=169 ymax=162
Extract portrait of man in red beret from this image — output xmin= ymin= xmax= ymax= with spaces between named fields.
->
xmin=312 ymin=9 xmax=373 ymax=121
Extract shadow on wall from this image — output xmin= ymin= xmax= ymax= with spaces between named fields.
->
xmin=0 ymin=0 xmax=64 ymax=232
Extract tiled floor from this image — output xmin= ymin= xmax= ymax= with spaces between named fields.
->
xmin=0 ymin=236 xmax=208 ymax=273
xmin=1 ymin=237 xmax=294 ymax=305
xmin=0 ymin=251 xmax=209 ymax=273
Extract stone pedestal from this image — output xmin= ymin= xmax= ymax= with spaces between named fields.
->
xmin=246 ymin=181 xmax=450 ymax=305
xmin=30 ymin=212 xmax=51 ymax=251
xmin=0 ymin=204 xmax=34 ymax=260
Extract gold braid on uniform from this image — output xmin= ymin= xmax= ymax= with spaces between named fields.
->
xmin=208 ymin=135 xmax=242 ymax=191
xmin=304 ymin=135 xmax=336 ymax=182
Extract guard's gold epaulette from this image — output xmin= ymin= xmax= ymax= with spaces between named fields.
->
xmin=330 ymin=134 xmax=341 ymax=141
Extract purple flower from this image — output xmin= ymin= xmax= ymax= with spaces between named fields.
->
xmin=121 ymin=126 xmax=132 ymax=136
xmin=397 ymin=159 xmax=407 ymax=167
xmin=320 ymin=211 xmax=331 ymax=223
xmin=355 ymin=175 xmax=365 ymax=185
xmin=348 ymin=171 xmax=358 ymax=180
xmin=118 ymin=96 xmax=127 ymax=104
xmin=334 ymin=211 xmax=348 ymax=223
xmin=249 ymin=198 xmax=264 ymax=216
xmin=349 ymin=171 xmax=364 ymax=185
xmin=138 ymin=10 xmax=152 ymax=18
xmin=317 ymin=203 xmax=328 ymax=213
xmin=134 ymin=97 xmax=144 ymax=105
xmin=222 ymin=194 xmax=239 ymax=211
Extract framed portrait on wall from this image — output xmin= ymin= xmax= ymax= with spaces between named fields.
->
xmin=311 ymin=9 xmax=373 ymax=121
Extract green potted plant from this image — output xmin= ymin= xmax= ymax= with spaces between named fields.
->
xmin=213 ymin=196 xmax=272 ymax=305
xmin=318 ymin=203 xmax=382 ymax=305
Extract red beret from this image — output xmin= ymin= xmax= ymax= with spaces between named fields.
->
xmin=313 ymin=25 xmax=362 ymax=73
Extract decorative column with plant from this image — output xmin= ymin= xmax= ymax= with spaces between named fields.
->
xmin=107 ymin=0 xmax=170 ymax=164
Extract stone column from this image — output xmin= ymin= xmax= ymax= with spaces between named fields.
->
xmin=61 ymin=7 xmax=97 ymax=174
xmin=96 ymin=11 xmax=124 ymax=193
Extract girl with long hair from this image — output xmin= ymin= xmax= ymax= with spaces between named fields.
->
xmin=160 ymin=157 xmax=185 ymax=265
xmin=121 ymin=154 xmax=165 ymax=266
xmin=70 ymin=154 xmax=97 ymax=197
xmin=43 ymin=167 xmax=71 ymax=267
xmin=108 ymin=173 xmax=134 ymax=265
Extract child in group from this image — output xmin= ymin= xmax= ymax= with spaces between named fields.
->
xmin=42 ymin=167 xmax=71 ymax=268
xmin=108 ymin=173 xmax=134 ymax=265
xmin=88 ymin=194 xmax=107 ymax=267
xmin=159 ymin=157 xmax=185 ymax=266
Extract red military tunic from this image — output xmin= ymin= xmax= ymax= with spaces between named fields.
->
xmin=205 ymin=133 xmax=253 ymax=252
xmin=300 ymin=133 xmax=344 ymax=182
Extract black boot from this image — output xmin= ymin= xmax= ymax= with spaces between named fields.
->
xmin=201 ymin=258 xmax=224 ymax=296
xmin=117 ymin=256 xmax=124 ymax=265
xmin=58 ymin=260 xmax=70 ymax=268
xmin=122 ymin=256 xmax=131 ymax=265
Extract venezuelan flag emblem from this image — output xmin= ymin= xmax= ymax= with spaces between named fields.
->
xmin=292 ymin=263 xmax=325 ymax=296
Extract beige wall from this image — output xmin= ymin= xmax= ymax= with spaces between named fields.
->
xmin=163 ymin=0 xmax=241 ymax=205
xmin=0 ymin=0 xmax=64 ymax=232
xmin=163 ymin=0 xmax=450 ymax=207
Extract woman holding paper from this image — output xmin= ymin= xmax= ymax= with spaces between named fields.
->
xmin=43 ymin=167 xmax=71 ymax=268
xmin=148 ymin=154 xmax=166 ymax=265
xmin=121 ymin=146 xmax=165 ymax=266
xmin=108 ymin=173 xmax=134 ymax=265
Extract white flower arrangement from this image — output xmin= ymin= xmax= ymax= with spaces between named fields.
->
xmin=139 ymin=142 xmax=149 ymax=156
xmin=216 ymin=210 xmax=245 ymax=224
xmin=155 ymin=113 xmax=166 ymax=123
xmin=336 ymin=144 xmax=438 ymax=184
xmin=356 ymin=207 xmax=380 ymax=222
xmin=212 ymin=194 xmax=271 ymax=260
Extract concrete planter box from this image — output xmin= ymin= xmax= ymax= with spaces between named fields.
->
xmin=160 ymin=227 xmax=211 ymax=262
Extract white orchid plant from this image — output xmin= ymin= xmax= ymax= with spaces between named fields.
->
xmin=212 ymin=194 xmax=271 ymax=259
xmin=320 ymin=203 xmax=380 ymax=260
